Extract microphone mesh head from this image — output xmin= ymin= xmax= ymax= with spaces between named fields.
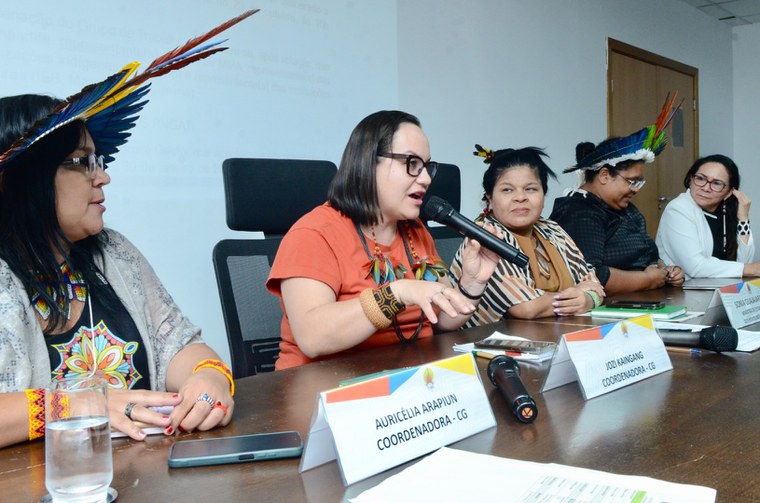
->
xmin=700 ymin=326 xmax=738 ymax=353
xmin=421 ymin=195 xmax=450 ymax=221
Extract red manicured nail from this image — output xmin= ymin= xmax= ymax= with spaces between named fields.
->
xmin=164 ymin=426 xmax=174 ymax=435
xmin=178 ymin=426 xmax=186 ymax=433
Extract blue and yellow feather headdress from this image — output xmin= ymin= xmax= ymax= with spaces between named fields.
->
xmin=565 ymin=92 xmax=682 ymax=173
xmin=0 ymin=9 xmax=258 ymax=169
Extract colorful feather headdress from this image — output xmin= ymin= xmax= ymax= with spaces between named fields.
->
xmin=564 ymin=92 xmax=683 ymax=173
xmin=0 ymin=9 xmax=258 ymax=170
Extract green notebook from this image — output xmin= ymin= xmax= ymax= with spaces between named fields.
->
xmin=590 ymin=304 xmax=688 ymax=320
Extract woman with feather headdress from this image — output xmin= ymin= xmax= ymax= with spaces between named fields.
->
xmin=0 ymin=10 xmax=257 ymax=448
xmin=549 ymin=95 xmax=685 ymax=294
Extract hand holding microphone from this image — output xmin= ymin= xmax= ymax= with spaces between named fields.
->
xmin=423 ymin=196 xmax=529 ymax=268
xmin=487 ymin=355 xmax=537 ymax=423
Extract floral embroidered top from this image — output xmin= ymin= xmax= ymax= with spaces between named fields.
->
xmin=44 ymin=279 xmax=150 ymax=389
xmin=0 ymin=229 xmax=203 ymax=392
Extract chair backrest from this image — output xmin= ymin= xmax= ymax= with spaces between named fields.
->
xmin=214 ymin=158 xmax=337 ymax=377
xmin=223 ymin=158 xmax=337 ymax=235
xmin=423 ymin=162 xmax=464 ymax=266
xmin=428 ymin=227 xmax=464 ymax=266
xmin=423 ymin=162 xmax=461 ymax=215
xmin=213 ymin=239 xmax=283 ymax=378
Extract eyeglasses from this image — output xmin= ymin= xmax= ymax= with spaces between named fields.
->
xmin=618 ymin=174 xmax=646 ymax=191
xmin=379 ymin=153 xmax=438 ymax=178
xmin=692 ymin=173 xmax=727 ymax=192
xmin=60 ymin=154 xmax=106 ymax=179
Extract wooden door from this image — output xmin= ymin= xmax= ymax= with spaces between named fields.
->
xmin=607 ymin=39 xmax=698 ymax=237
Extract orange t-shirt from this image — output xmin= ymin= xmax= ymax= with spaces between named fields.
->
xmin=266 ymin=204 xmax=440 ymax=369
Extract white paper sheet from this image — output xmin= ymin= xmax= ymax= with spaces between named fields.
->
xmin=351 ymin=447 xmax=716 ymax=503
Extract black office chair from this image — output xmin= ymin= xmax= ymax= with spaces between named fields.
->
xmin=213 ymin=158 xmax=337 ymax=378
xmin=422 ymin=162 xmax=464 ymax=265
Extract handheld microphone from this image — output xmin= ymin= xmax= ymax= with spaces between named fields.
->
xmin=487 ymin=355 xmax=537 ymax=423
xmin=423 ymin=196 xmax=529 ymax=268
xmin=660 ymin=326 xmax=738 ymax=353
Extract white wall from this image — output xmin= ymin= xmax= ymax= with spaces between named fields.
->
xmin=733 ymin=23 xmax=760 ymax=247
xmin=398 ymin=0 xmax=735 ymax=221
xmin=0 ymin=0 xmax=741 ymax=363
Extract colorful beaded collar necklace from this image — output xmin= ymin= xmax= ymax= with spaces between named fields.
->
xmin=30 ymin=263 xmax=87 ymax=320
xmin=356 ymin=222 xmax=446 ymax=342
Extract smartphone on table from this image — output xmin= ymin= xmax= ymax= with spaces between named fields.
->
xmin=608 ymin=300 xmax=664 ymax=310
xmin=168 ymin=431 xmax=303 ymax=468
xmin=474 ymin=337 xmax=555 ymax=354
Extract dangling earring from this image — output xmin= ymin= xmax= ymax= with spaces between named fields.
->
xmin=722 ymin=200 xmax=727 ymax=255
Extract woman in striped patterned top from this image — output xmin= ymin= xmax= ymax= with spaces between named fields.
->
xmin=450 ymin=146 xmax=604 ymax=326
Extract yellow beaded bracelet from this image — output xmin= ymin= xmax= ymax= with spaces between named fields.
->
xmin=25 ymin=388 xmax=45 ymax=441
xmin=193 ymin=359 xmax=235 ymax=396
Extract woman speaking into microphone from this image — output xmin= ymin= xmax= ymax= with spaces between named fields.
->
xmin=266 ymin=111 xmax=500 ymax=369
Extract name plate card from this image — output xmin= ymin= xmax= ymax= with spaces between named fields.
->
xmin=299 ymin=354 xmax=496 ymax=486
xmin=541 ymin=315 xmax=672 ymax=400
xmin=705 ymin=279 xmax=760 ymax=329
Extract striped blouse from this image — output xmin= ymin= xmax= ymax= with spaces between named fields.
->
xmin=449 ymin=216 xmax=599 ymax=327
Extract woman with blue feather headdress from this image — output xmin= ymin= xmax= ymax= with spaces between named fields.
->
xmin=0 ymin=10 xmax=257 ymax=448
xmin=550 ymin=94 xmax=685 ymax=294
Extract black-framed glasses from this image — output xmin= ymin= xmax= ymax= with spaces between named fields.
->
xmin=60 ymin=153 xmax=106 ymax=179
xmin=692 ymin=172 xmax=727 ymax=192
xmin=618 ymin=174 xmax=646 ymax=191
xmin=379 ymin=153 xmax=438 ymax=178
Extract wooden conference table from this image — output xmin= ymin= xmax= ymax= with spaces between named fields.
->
xmin=1 ymin=287 xmax=758 ymax=502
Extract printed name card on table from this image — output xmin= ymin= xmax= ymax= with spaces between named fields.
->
xmin=541 ymin=315 xmax=672 ymax=400
xmin=703 ymin=279 xmax=760 ymax=329
xmin=299 ymin=354 xmax=496 ymax=486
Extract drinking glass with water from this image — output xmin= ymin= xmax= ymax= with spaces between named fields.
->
xmin=44 ymin=376 xmax=114 ymax=503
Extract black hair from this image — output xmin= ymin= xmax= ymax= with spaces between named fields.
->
xmin=481 ymin=146 xmax=556 ymax=202
xmin=683 ymin=154 xmax=740 ymax=190
xmin=328 ymin=110 xmax=421 ymax=226
xmin=684 ymin=154 xmax=741 ymax=260
xmin=0 ymin=94 xmax=117 ymax=334
xmin=576 ymin=139 xmax=641 ymax=183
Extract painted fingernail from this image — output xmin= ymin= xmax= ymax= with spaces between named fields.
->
xmin=137 ymin=430 xmax=147 ymax=439
xmin=164 ymin=426 xmax=174 ymax=435
xmin=553 ymin=308 xmax=560 ymax=314
xmin=178 ymin=426 xmax=186 ymax=433
xmin=552 ymin=302 xmax=559 ymax=307
xmin=172 ymin=393 xmax=180 ymax=399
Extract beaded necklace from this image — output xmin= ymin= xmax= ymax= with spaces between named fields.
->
xmin=30 ymin=263 xmax=87 ymax=320
xmin=356 ymin=223 xmax=446 ymax=343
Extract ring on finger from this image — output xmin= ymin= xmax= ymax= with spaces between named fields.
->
xmin=212 ymin=401 xmax=229 ymax=415
xmin=196 ymin=393 xmax=215 ymax=407
xmin=124 ymin=402 xmax=137 ymax=420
